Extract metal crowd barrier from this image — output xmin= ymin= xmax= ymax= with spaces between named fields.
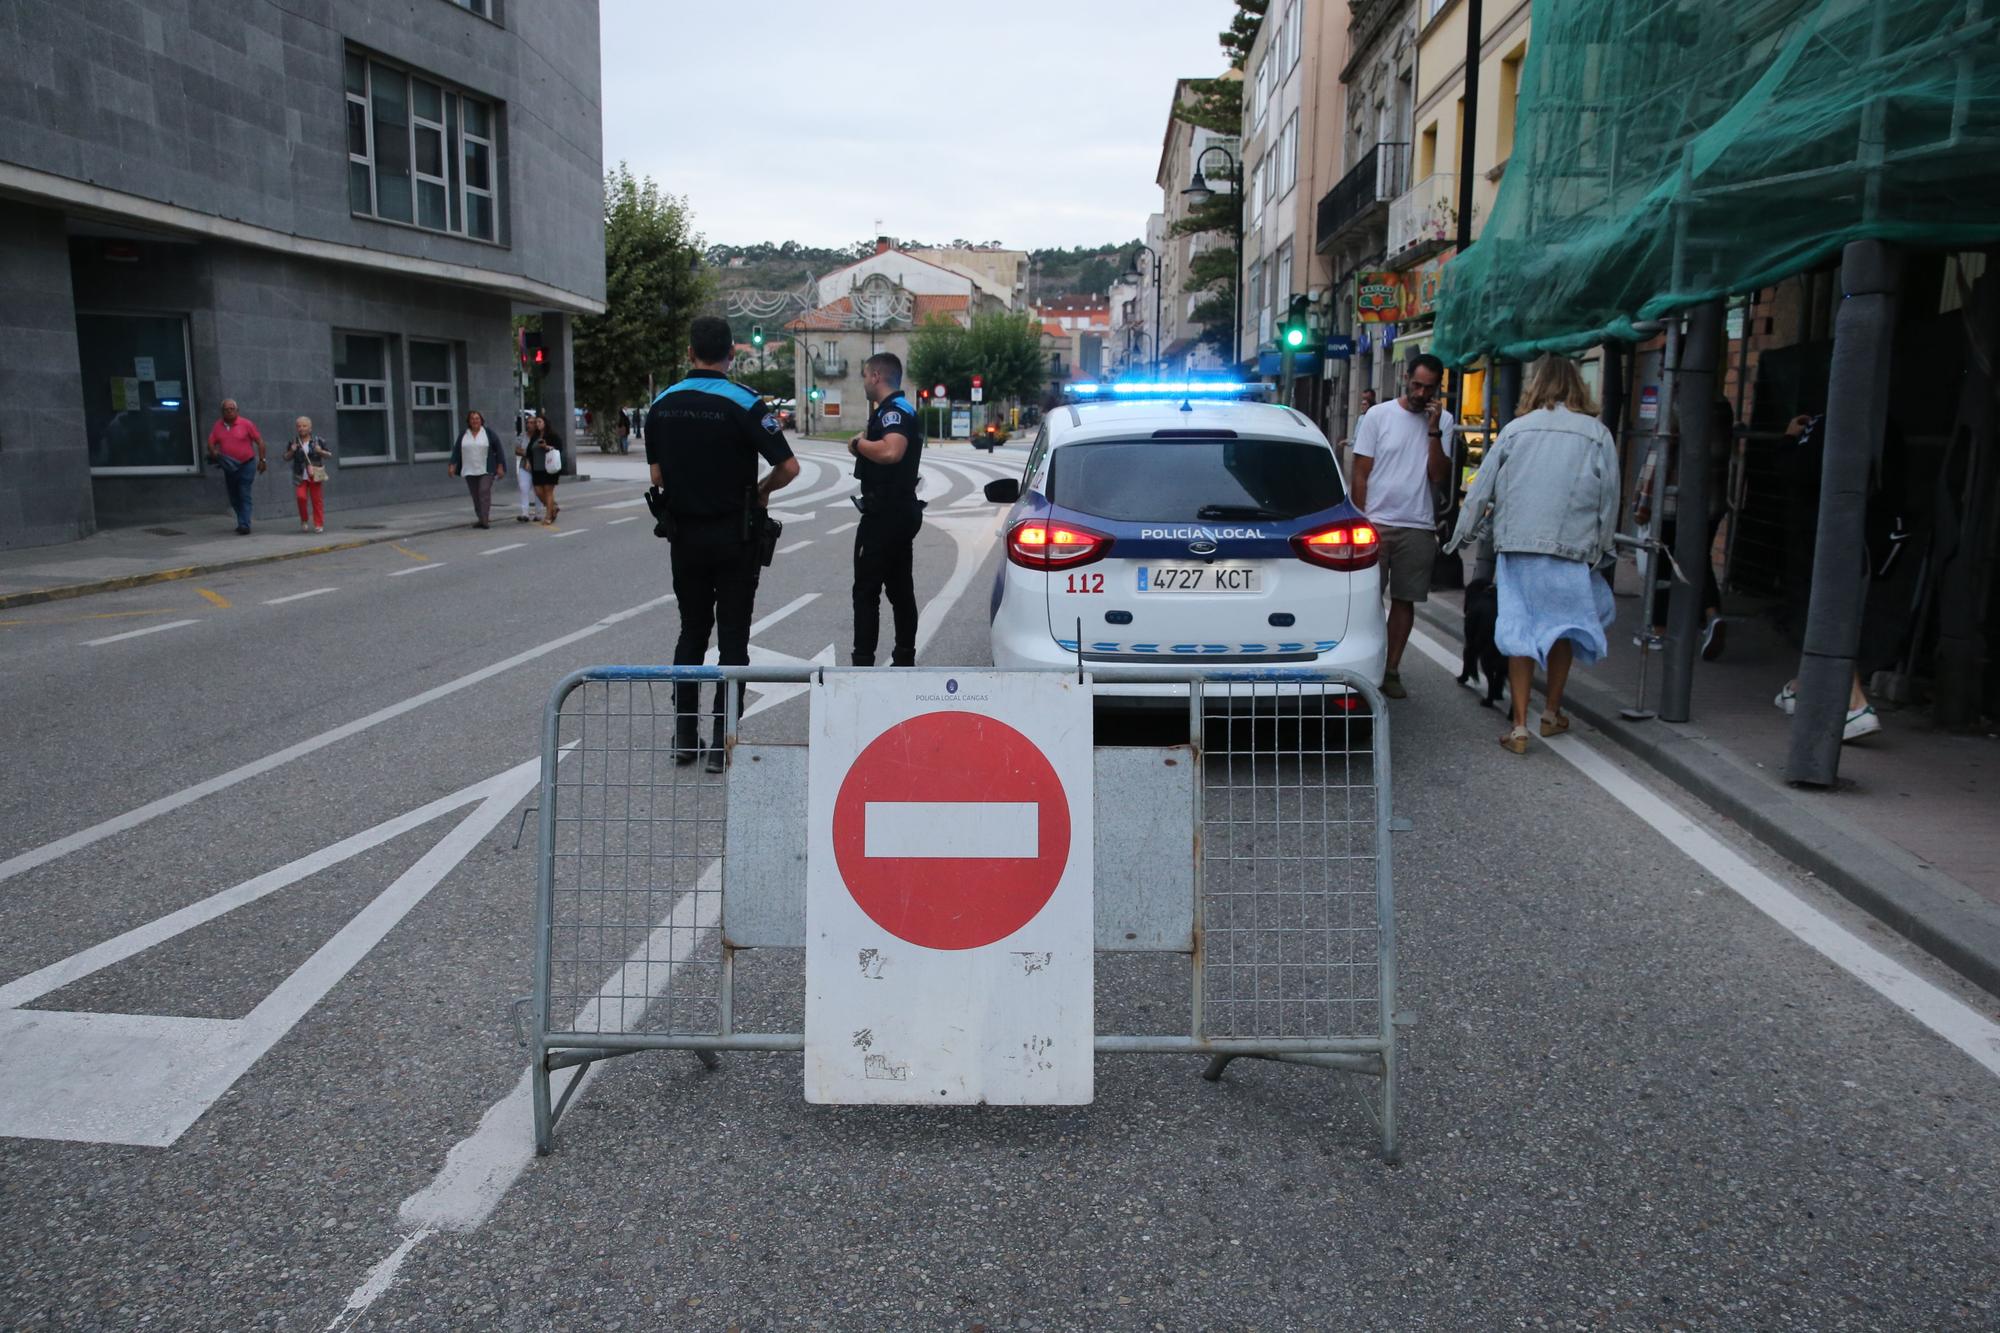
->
xmin=525 ymin=665 xmax=1403 ymax=1161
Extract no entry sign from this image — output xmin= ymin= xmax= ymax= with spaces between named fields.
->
xmin=805 ymin=671 xmax=1093 ymax=1105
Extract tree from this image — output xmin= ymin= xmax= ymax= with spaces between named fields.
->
xmin=1219 ymin=0 xmax=1267 ymax=69
xmin=1169 ymin=13 xmax=1254 ymax=351
xmin=574 ymin=164 xmax=711 ymax=420
xmin=907 ymin=311 xmax=1045 ymax=404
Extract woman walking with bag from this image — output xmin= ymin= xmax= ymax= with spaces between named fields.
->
xmin=286 ymin=416 xmax=333 ymax=533
xmin=528 ymin=411 xmax=563 ymax=525
xmin=1446 ymin=355 xmax=1622 ymax=754
xmin=512 ymin=412 xmax=543 ymax=523
xmin=448 ymin=409 xmax=506 ymax=529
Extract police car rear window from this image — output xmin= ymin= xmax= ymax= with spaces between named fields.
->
xmin=1048 ymin=439 xmax=1344 ymax=523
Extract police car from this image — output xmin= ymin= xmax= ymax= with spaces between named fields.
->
xmin=982 ymin=382 xmax=1387 ymax=702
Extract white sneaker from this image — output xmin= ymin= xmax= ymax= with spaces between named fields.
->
xmin=1774 ymin=684 xmax=1797 ymax=715
xmin=1842 ymin=705 xmax=1882 ymax=742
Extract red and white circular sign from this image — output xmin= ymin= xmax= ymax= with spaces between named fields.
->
xmin=831 ymin=711 xmax=1072 ymax=951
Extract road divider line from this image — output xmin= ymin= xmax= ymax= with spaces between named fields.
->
xmin=0 ymin=591 xmax=677 ymax=885
xmin=828 ymin=520 xmax=858 ymax=535
xmin=197 ymin=588 xmax=231 ymax=609
xmin=389 ymin=543 xmax=430 ymax=562
xmin=265 ymin=588 xmax=338 ymax=605
xmin=83 ymin=619 xmax=199 ymax=647
xmin=480 ymin=543 xmax=524 ymax=556
xmin=589 ymin=498 xmax=647 ymax=510
xmin=551 ymin=528 xmax=585 ymax=538
xmin=750 ymin=592 xmax=818 ymax=637
xmin=1405 ymin=626 xmax=2000 ymax=1080
xmin=388 ymin=563 xmax=444 ymax=576
xmin=605 ymin=516 xmax=639 ymax=526
xmin=776 ymin=540 xmax=813 ymax=555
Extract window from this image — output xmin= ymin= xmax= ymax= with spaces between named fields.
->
xmin=1247 ymin=159 xmax=1266 ymax=226
xmin=1497 ymin=43 xmax=1526 ymax=164
xmin=449 ymin=0 xmax=493 ymax=16
xmin=346 ymin=50 xmax=500 ymax=241
xmin=408 ymin=340 xmax=460 ymax=458
xmin=1279 ymin=112 xmax=1299 ymax=196
xmin=1282 ymin=2 xmax=1303 ymax=72
xmin=75 ymin=312 xmax=198 ymax=474
xmin=1418 ymin=121 xmax=1439 ymax=177
xmin=1276 ymin=243 xmax=1294 ymax=310
xmin=1049 ymin=440 xmax=1343 ymax=522
xmin=334 ymin=332 xmax=395 ymax=461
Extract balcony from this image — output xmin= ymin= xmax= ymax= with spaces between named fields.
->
xmin=813 ymin=354 xmax=848 ymax=377
xmin=1315 ymin=143 xmax=1409 ymax=252
xmin=1387 ymin=172 xmax=1457 ymax=262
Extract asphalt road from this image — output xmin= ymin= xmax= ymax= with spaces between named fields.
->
xmin=2 ymin=434 xmax=1997 ymax=1331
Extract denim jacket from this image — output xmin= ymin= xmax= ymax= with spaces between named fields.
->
xmin=1445 ymin=406 xmax=1621 ymax=565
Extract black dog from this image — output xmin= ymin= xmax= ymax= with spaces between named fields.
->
xmin=1458 ymin=577 xmax=1506 ymax=707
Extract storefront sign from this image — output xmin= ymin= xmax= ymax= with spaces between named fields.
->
xmin=1639 ymin=385 xmax=1659 ymax=426
xmin=1354 ymin=272 xmax=1403 ymax=323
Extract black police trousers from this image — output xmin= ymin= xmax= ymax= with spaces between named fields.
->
xmin=670 ymin=519 xmax=761 ymax=725
xmin=851 ymin=503 xmax=922 ymax=667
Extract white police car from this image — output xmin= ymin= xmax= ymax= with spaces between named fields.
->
xmin=982 ymin=383 xmax=1387 ymax=701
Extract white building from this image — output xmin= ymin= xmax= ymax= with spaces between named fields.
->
xmin=1154 ymin=77 xmax=1239 ymax=374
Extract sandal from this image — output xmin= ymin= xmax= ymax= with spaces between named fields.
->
xmin=1499 ymin=726 xmax=1530 ymax=755
xmin=1539 ymin=712 xmax=1570 ymax=737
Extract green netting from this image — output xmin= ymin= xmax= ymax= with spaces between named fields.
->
xmin=1432 ymin=0 xmax=2000 ymax=366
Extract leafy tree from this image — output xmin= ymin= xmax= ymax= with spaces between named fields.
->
xmin=575 ymin=164 xmax=710 ymax=418
xmin=1169 ymin=29 xmax=1251 ymax=351
xmin=907 ymin=311 xmax=1046 ymax=404
xmin=1219 ymin=0 xmax=1267 ymax=69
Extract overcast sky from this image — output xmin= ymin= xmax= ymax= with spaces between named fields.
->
xmin=599 ymin=0 xmax=1229 ymax=251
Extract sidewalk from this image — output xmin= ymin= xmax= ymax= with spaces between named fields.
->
xmin=0 ymin=469 xmax=622 ymax=610
xmin=1418 ymin=579 xmax=2000 ymax=998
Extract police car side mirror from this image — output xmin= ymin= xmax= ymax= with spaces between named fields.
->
xmin=984 ymin=478 xmax=1020 ymax=505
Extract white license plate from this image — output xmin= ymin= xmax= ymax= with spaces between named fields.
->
xmin=1138 ymin=565 xmax=1263 ymax=593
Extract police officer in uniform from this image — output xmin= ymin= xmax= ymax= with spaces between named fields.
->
xmin=848 ymin=352 xmax=925 ymax=666
xmin=646 ymin=316 xmax=799 ymax=769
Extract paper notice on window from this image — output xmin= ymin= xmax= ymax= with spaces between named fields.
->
xmin=124 ymin=378 xmax=143 ymax=409
xmin=110 ymin=378 xmax=130 ymax=411
xmin=156 ymin=380 xmax=183 ymax=400
xmin=134 ymin=356 xmax=156 ymax=380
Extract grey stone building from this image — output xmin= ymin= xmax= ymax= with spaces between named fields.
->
xmin=0 ymin=0 xmax=605 ymax=550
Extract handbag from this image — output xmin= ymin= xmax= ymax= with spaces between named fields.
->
xmin=308 ymin=464 xmax=328 ymax=483
xmin=542 ymin=447 xmax=562 ymax=473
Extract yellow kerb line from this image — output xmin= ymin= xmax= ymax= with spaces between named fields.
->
xmin=390 ymin=543 xmax=431 ymax=562
xmin=197 ymin=588 xmax=232 ymax=609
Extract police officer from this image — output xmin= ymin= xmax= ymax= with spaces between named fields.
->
xmin=848 ymin=352 xmax=926 ymax=666
xmin=646 ymin=316 xmax=799 ymax=769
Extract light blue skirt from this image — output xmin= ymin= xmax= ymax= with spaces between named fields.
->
xmin=1495 ymin=552 xmax=1615 ymax=668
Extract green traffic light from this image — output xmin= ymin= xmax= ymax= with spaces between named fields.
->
xmin=1284 ymin=326 xmax=1306 ymax=348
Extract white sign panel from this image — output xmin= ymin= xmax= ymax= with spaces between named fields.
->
xmin=950 ymin=409 xmax=972 ymax=437
xmin=805 ymin=671 xmax=1093 ymax=1105
xmin=970 ymin=386 xmax=984 ymax=403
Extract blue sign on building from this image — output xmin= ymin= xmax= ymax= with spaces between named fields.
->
xmin=1325 ymin=334 xmax=1355 ymax=360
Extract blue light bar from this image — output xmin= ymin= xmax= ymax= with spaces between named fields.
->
xmin=1068 ymin=380 xmax=1260 ymax=398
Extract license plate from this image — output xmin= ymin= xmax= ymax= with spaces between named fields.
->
xmin=1138 ymin=565 xmax=1263 ymax=593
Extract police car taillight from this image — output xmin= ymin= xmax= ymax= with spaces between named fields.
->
xmin=1008 ymin=519 xmax=1112 ymax=569
xmin=1291 ymin=520 xmax=1380 ymax=571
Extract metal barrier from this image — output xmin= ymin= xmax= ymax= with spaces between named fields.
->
xmin=528 ymin=665 xmax=1402 ymax=1160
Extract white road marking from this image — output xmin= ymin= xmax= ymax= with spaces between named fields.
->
xmin=265 ymin=588 xmax=338 ymax=605
xmin=776 ymin=540 xmax=813 ymax=555
xmin=590 ymin=497 xmax=647 ymax=511
xmin=828 ymin=520 xmax=858 ymax=535
xmin=767 ymin=509 xmax=813 ymax=522
xmin=0 ymin=592 xmax=676 ymax=885
xmin=749 ymin=592 xmax=817 ymax=637
xmin=82 ymin=619 xmax=198 ymax=647
xmin=1406 ymin=626 xmax=2000 ymax=1079
xmin=866 ymin=802 xmax=1037 ymax=858
xmin=606 ymin=516 xmax=639 ymax=525
xmin=0 ymin=758 xmax=541 ymax=1145
xmin=388 ymin=562 xmax=444 ymax=576
xmin=551 ymin=528 xmax=586 ymax=537
xmin=326 ymin=1228 xmax=435 ymax=1331
xmin=480 ymin=543 xmax=525 ymax=555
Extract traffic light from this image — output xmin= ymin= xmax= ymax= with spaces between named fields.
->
xmin=750 ymin=325 xmax=765 ymax=348
xmin=1281 ymin=295 xmax=1312 ymax=350
xmin=971 ymin=374 xmax=983 ymax=390
xmin=807 ymin=386 xmax=823 ymax=402
xmin=521 ymin=329 xmax=547 ymax=374
xmin=918 ymin=389 xmax=930 ymax=402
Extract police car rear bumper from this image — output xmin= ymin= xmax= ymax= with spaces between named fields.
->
xmin=993 ymin=619 xmax=1388 ymax=704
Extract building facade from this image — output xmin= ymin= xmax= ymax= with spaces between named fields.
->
xmin=0 ymin=0 xmax=606 ymax=550
xmin=1153 ymin=77 xmax=1239 ymax=374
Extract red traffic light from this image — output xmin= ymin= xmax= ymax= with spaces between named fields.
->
xmin=918 ymin=389 xmax=930 ymax=401
xmin=532 ymin=348 xmax=546 ymax=365
xmin=971 ymin=374 xmax=983 ymax=388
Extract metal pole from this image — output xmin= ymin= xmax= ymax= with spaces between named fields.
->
xmin=1659 ymin=299 xmax=1724 ymax=723
xmin=1454 ymin=0 xmax=1483 ymax=264
xmin=1232 ymin=156 xmax=1244 ymax=369
xmin=1788 ymin=241 xmax=1899 ymax=786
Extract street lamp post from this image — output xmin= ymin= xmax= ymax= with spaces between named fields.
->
xmin=1182 ymin=144 xmax=1243 ymax=370
xmin=1122 ymin=245 xmax=1165 ymax=378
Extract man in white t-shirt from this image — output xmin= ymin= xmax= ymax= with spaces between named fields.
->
xmin=1350 ymin=353 xmax=1454 ymax=699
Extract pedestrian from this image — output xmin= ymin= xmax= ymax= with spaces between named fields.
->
xmin=1633 ymin=395 xmax=1733 ymax=655
xmin=1350 ymin=355 xmax=1453 ymax=698
xmin=848 ymin=352 xmax=926 ymax=668
xmin=511 ymin=413 xmax=543 ymax=523
xmin=1445 ymin=355 xmax=1622 ymax=754
xmin=646 ymin=315 xmax=800 ymax=771
xmin=528 ymin=411 xmax=563 ymax=525
xmin=1336 ymin=386 xmax=1379 ymax=475
xmin=205 ymin=398 xmax=267 ymax=535
xmin=447 ymin=409 xmax=505 ymax=529
xmin=285 ymin=416 xmax=333 ymax=534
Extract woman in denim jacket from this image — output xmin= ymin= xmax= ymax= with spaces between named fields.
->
xmin=1447 ymin=356 xmax=1622 ymax=754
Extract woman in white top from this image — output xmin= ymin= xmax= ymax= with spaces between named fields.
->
xmin=447 ymin=409 xmax=507 ymax=529
xmin=512 ymin=413 xmax=543 ymax=522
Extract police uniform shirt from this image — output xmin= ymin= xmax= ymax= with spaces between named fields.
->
xmin=856 ymin=391 xmax=924 ymax=497
xmin=645 ymin=370 xmax=794 ymax=520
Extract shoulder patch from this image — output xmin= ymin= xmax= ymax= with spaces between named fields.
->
xmin=760 ymin=413 xmax=782 ymax=434
xmin=879 ymin=410 xmax=903 ymax=428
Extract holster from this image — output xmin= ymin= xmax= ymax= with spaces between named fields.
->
xmin=644 ymin=486 xmax=677 ymax=540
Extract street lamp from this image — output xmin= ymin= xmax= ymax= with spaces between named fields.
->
xmin=1183 ymin=143 xmax=1243 ymax=368
xmin=1122 ymin=244 xmax=1165 ymax=379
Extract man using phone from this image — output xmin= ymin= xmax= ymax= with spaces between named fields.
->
xmin=1349 ymin=354 xmax=1454 ymax=699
